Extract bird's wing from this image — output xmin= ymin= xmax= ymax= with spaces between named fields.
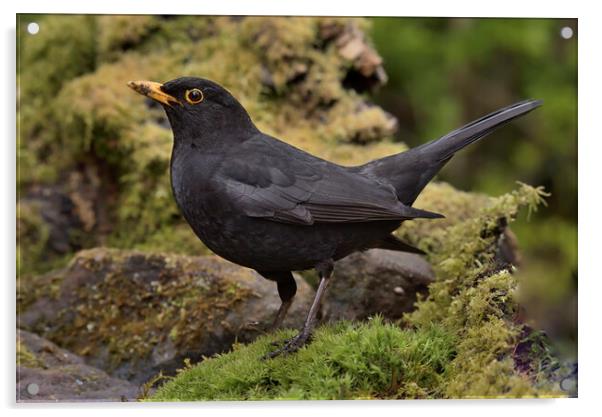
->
xmin=219 ymin=135 xmax=443 ymax=226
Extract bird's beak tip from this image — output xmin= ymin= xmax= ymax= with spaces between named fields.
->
xmin=127 ymin=80 xmax=155 ymax=95
xmin=127 ymin=80 xmax=181 ymax=107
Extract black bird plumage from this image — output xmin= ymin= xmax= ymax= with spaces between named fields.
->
xmin=128 ymin=77 xmax=542 ymax=357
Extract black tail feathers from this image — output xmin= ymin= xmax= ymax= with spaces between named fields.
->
xmin=421 ymin=99 xmax=543 ymax=162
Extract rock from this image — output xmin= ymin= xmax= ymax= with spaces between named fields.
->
xmin=19 ymin=248 xmax=314 ymax=384
xmin=495 ymin=227 xmax=522 ymax=268
xmin=17 ymin=186 xmax=83 ymax=277
xmin=322 ymin=249 xmax=435 ymax=322
xmin=17 ymin=166 xmax=107 ymax=276
xmin=17 ymin=329 xmax=138 ymax=402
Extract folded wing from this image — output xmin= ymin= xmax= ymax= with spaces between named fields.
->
xmin=220 ymin=135 xmax=443 ymax=226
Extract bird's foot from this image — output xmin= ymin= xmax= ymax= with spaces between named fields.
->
xmin=268 ymin=333 xmax=299 ymax=347
xmin=263 ymin=331 xmax=311 ymax=359
xmin=269 ymin=338 xmax=288 ymax=347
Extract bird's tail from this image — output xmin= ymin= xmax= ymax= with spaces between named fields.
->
xmin=417 ymin=99 xmax=542 ymax=163
xmin=358 ymin=99 xmax=543 ymax=205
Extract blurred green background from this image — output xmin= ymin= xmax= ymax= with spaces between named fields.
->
xmin=371 ymin=17 xmax=577 ymax=358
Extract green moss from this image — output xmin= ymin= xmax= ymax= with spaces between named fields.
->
xmin=18 ymin=15 xmax=97 ymax=102
xmin=151 ymin=317 xmax=455 ymax=401
xmin=17 ymin=15 xmax=98 ymax=189
xmin=125 ymin=224 xmax=209 ymax=256
xmin=97 ymin=15 xmax=160 ymax=62
xmin=16 ymin=199 xmax=74 ymax=279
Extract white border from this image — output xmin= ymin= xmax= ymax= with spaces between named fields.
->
xmin=5 ymin=0 xmax=582 ymax=17
xmin=3 ymin=1 xmax=598 ymax=416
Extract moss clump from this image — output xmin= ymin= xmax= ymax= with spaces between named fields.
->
xmin=151 ymin=317 xmax=455 ymax=401
xmin=17 ymin=15 xmax=98 ymax=189
xmin=96 ymin=15 xmax=160 ymax=62
xmin=401 ymin=182 xmax=561 ymax=398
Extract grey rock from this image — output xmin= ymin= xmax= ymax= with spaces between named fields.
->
xmin=323 ymin=249 xmax=435 ymax=321
xmin=17 ymin=329 xmax=139 ymax=402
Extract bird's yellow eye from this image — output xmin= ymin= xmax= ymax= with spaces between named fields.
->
xmin=185 ymin=88 xmax=204 ymax=104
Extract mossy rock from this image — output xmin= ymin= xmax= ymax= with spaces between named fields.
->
xmin=18 ymin=248 xmax=315 ymax=383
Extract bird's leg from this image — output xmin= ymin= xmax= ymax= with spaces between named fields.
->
xmin=271 ymin=298 xmax=293 ymax=331
xmin=256 ymin=271 xmax=297 ymax=332
xmin=264 ymin=259 xmax=334 ymax=359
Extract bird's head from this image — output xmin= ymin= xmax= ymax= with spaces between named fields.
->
xmin=128 ymin=77 xmax=257 ymax=145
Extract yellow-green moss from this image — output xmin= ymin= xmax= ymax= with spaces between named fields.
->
xmin=97 ymin=15 xmax=160 ymax=62
xmin=17 ymin=15 xmax=97 ymax=189
xmin=151 ymin=318 xmax=455 ymax=401
xmin=400 ymin=182 xmax=561 ymax=398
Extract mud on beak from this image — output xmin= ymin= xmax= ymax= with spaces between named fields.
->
xmin=127 ymin=80 xmax=181 ymax=107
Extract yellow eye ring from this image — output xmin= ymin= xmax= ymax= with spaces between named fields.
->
xmin=185 ymin=88 xmax=204 ymax=104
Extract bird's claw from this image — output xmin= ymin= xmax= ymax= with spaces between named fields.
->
xmin=268 ymin=334 xmax=298 ymax=347
xmin=263 ymin=332 xmax=311 ymax=359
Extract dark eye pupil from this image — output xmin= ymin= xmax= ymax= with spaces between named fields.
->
xmin=189 ymin=90 xmax=201 ymax=102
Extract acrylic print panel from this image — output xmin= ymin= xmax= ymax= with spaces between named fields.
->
xmin=16 ymin=14 xmax=577 ymax=402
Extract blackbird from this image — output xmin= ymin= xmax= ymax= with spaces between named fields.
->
xmin=128 ymin=77 xmax=541 ymax=357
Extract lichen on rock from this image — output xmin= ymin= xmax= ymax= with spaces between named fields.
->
xmin=18 ymin=248 xmax=314 ymax=383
